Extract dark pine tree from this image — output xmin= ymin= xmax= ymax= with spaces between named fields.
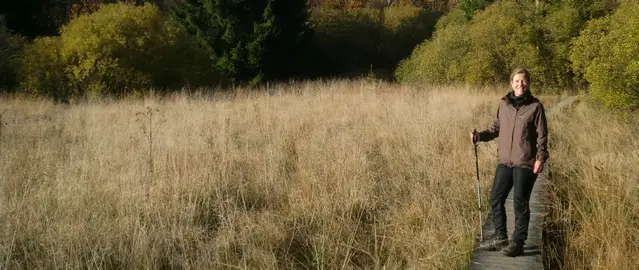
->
xmin=170 ymin=0 xmax=312 ymax=85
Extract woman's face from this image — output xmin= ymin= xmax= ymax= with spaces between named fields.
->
xmin=510 ymin=73 xmax=528 ymax=96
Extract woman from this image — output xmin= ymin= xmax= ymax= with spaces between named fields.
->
xmin=470 ymin=67 xmax=549 ymax=257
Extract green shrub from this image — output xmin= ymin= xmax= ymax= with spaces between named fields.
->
xmin=459 ymin=0 xmax=492 ymax=20
xmin=396 ymin=1 xmax=589 ymax=89
xmin=538 ymin=4 xmax=583 ymax=88
xmin=395 ymin=0 xmax=624 ymax=90
xmin=19 ymin=37 xmax=69 ymax=100
xmin=463 ymin=1 xmax=540 ymax=85
xmin=560 ymin=0 xmax=619 ymax=19
xmin=570 ymin=0 xmax=639 ymax=110
xmin=397 ymin=2 xmax=546 ymax=87
xmin=394 ymin=9 xmax=469 ymax=83
xmin=59 ymin=3 xmax=215 ymax=98
xmin=432 ymin=7 xmax=469 ymax=29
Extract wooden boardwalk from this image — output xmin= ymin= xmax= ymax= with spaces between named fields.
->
xmin=468 ymin=174 xmax=546 ymax=269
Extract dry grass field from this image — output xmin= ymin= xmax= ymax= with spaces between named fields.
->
xmin=545 ymin=99 xmax=639 ymax=269
xmin=0 ymin=81 xmax=501 ymax=269
xmin=0 ymin=80 xmax=636 ymax=269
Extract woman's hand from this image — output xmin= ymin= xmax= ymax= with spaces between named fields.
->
xmin=533 ymin=160 xmax=544 ymax=174
xmin=470 ymin=132 xmax=478 ymax=145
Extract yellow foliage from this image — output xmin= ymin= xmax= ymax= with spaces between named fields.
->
xmin=571 ymin=0 xmax=639 ymax=110
xmin=19 ymin=37 xmax=68 ymax=99
xmin=395 ymin=9 xmax=469 ymax=84
xmin=58 ymin=3 xmax=215 ymax=98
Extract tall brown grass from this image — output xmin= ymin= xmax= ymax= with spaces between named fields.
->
xmin=546 ymin=99 xmax=639 ymax=269
xmin=0 ymin=81 xmax=504 ymax=269
xmin=2 ymin=80 xmax=633 ymax=269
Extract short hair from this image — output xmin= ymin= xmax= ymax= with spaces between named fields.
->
xmin=510 ymin=67 xmax=531 ymax=85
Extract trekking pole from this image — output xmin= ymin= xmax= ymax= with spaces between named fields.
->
xmin=473 ymin=129 xmax=483 ymax=241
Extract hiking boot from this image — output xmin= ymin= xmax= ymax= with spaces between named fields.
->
xmin=480 ymin=235 xmax=508 ymax=251
xmin=500 ymin=241 xmax=524 ymax=257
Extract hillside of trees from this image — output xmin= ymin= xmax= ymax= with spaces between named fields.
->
xmin=1 ymin=0 xmax=638 ymax=109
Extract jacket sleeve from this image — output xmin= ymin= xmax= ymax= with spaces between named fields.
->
xmin=535 ymin=104 xmax=549 ymax=163
xmin=479 ymin=106 xmax=500 ymax=142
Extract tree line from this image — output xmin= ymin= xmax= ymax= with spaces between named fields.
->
xmin=397 ymin=0 xmax=639 ymax=110
xmin=0 ymin=0 xmax=443 ymax=101
xmin=1 ymin=0 xmax=638 ymax=109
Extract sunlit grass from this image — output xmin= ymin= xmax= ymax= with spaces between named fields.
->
xmin=1 ymin=80 xmax=635 ymax=269
xmin=0 ymin=80 xmax=502 ymax=269
xmin=546 ymin=99 xmax=639 ymax=269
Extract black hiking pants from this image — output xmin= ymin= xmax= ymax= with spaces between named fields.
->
xmin=490 ymin=164 xmax=538 ymax=244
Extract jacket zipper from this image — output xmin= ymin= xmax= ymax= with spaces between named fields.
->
xmin=509 ymin=105 xmax=518 ymax=167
